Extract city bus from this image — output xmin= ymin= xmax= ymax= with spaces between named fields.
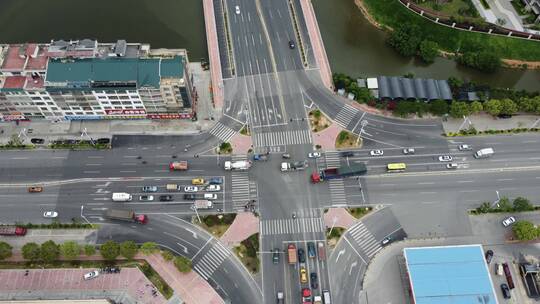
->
xmin=387 ymin=163 xmax=406 ymax=173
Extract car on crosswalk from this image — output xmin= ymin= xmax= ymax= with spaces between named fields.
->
xmin=308 ymin=152 xmax=321 ymax=158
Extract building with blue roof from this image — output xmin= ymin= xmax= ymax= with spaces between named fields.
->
xmin=404 ymin=245 xmax=498 ymax=304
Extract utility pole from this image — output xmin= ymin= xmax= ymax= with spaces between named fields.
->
xmin=529 ymin=118 xmax=540 ymax=130
xmin=17 ymin=128 xmax=29 ymax=142
xmin=81 ymin=128 xmax=95 ymax=145
xmin=356 ymin=120 xmax=369 ymax=146
xmin=456 ymin=116 xmax=472 ymax=133
xmin=491 ymin=190 xmax=501 ymax=208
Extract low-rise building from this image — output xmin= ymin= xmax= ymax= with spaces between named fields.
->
xmin=0 ymin=40 xmax=193 ymax=121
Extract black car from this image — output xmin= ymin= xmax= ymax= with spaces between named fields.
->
xmin=297 ymin=248 xmax=306 ymax=263
xmin=485 ymin=250 xmax=493 ymax=264
xmin=500 ymin=283 xmax=511 ymax=299
xmin=340 ymin=151 xmax=354 ymax=157
xmin=498 ymin=114 xmax=512 ymax=119
xmin=159 ymin=195 xmax=173 ymax=201
xmin=307 ymin=242 xmax=316 ymax=258
xmin=184 ymin=194 xmax=196 ymax=200
xmin=30 ymin=138 xmax=44 ymax=144
xmin=310 ymin=272 xmax=318 ymax=289
xmin=273 ymin=249 xmax=280 ymax=264
xmin=96 ymin=138 xmax=111 ymax=144
xmin=288 ymin=40 xmax=295 ymax=49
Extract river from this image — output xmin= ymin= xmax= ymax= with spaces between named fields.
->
xmin=0 ymin=0 xmax=538 ymax=90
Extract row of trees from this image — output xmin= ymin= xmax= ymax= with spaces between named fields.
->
xmin=333 ymin=73 xmax=373 ymax=103
xmin=387 ymin=23 xmax=502 ymax=72
xmin=475 ymin=197 xmax=534 ymax=214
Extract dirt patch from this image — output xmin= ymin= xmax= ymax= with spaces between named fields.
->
xmin=233 ymin=233 xmax=259 ymax=274
xmin=335 ymin=130 xmax=361 ymax=149
xmin=309 ymin=109 xmax=331 ymax=132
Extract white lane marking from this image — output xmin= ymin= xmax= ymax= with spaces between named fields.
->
xmin=11 ymin=157 xmax=28 ymax=160
xmin=496 ymin=178 xmax=514 ymax=181
xmin=418 ymin=182 xmax=434 ymax=185
xmin=85 ymin=164 xmax=102 ymax=166
xmin=88 ymin=156 xmax=104 ymax=159
xmin=120 ymin=171 xmax=137 ymax=173
xmin=84 ymin=171 xmax=100 ymax=174
xmin=457 ymin=180 xmax=474 ymax=183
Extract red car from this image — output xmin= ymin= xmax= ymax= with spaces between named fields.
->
xmin=302 ymin=288 xmax=312 ymax=303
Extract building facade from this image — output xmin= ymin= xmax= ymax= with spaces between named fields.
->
xmin=0 ymin=40 xmax=193 ymax=121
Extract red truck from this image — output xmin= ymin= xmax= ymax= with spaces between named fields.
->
xmin=317 ymin=242 xmax=326 ymax=261
xmin=0 ymin=226 xmax=27 ymax=236
xmin=169 ymin=161 xmax=188 ymax=171
xmin=105 ymin=209 xmax=148 ymax=224
xmin=288 ymin=244 xmax=297 ymax=264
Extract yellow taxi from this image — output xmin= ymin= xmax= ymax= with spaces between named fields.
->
xmin=300 ymin=266 xmax=308 ymax=283
xmin=191 ymin=178 xmax=205 ymax=185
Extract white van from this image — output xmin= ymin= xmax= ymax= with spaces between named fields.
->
xmin=474 ymin=147 xmax=494 ymax=159
xmin=322 ymin=290 xmax=331 ymax=304
xmin=112 ymin=192 xmax=132 ymax=202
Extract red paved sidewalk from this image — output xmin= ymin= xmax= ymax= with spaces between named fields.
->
xmin=299 ymin=0 xmax=333 ymax=89
xmin=230 ymin=133 xmax=253 ymax=155
xmin=312 ymin=123 xmax=343 ymax=151
xmin=203 ymin=0 xmax=224 ymax=108
xmin=220 ymin=212 xmax=260 ymax=247
xmin=324 ymin=208 xmax=358 ymax=230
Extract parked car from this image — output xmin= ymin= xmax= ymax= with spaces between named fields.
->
xmin=298 ymin=248 xmax=306 ymax=263
xmin=184 ymin=186 xmax=199 ymax=193
xmin=30 ymin=138 xmax=44 ymax=144
xmin=458 ymin=144 xmax=472 ymax=151
xmin=498 ymin=114 xmax=512 ymax=119
xmin=139 ymin=195 xmax=154 ymax=201
xmin=370 ymin=150 xmax=384 ymax=156
xmin=310 ymin=272 xmax=318 ymax=289
xmin=502 ymin=216 xmax=516 ymax=227
xmin=402 ymin=148 xmax=415 ymax=154
xmin=43 ymin=211 xmax=58 ymax=218
xmin=28 ymin=186 xmax=43 ymax=193
xmin=485 ymin=250 xmax=494 ymax=264
xmin=206 ymin=185 xmax=221 ymax=192
xmin=141 ymin=186 xmax=158 ymax=192
xmin=438 ymin=155 xmax=453 ymax=162
xmin=307 ymin=242 xmax=316 ymax=258
xmin=183 ymin=194 xmax=196 ymax=200
xmin=83 ymin=270 xmax=99 ymax=280
xmin=308 ymin=152 xmax=321 ymax=158
xmin=273 ymin=249 xmax=280 ymax=264
xmin=501 ymin=283 xmax=511 ymax=299
xmin=159 ymin=195 xmax=173 ymax=201
xmin=381 ymin=237 xmax=392 ymax=246
xmin=96 ymin=138 xmax=110 ymax=144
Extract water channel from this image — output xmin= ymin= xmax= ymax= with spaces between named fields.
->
xmin=0 ymin=0 xmax=538 ymax=90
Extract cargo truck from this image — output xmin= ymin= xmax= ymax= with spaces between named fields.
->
xmin=112 ymin=192 xmax=132 ymax=202
xmin=169 ymin=161 xmax=188 ymax=171
xmin=224 ymin=160 xmax=251 ymax=171
xmin=105 ymin=209 xmax=148 ymax=224
xmin=288 ymin=243 xmax=297 ymax=264
xmin=311 ymin=163 xmax=367 ymax=183
xmin=503 ymin=262 xmax=515 ymax=289
xmin=194 ymin=200 xmax=213 ymax=209
xmin=317 ymin=242 xmax=326 ymax=261
xmin=0 ymin=226 xmax=27 ymax=236
xmin=474 ymin=148 xmax=494 ymax=159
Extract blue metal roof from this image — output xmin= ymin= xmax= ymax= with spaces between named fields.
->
xmin=404 ymin=245 xmax=497 ymax=304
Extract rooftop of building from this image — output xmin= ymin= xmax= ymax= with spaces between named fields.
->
xmin=1 ymin=45 xmax=27 ymax=70
xmin=403 ymin=244 xmax=497 ymax=304
xmin=45 ymin=56 xmax=184 ymax=88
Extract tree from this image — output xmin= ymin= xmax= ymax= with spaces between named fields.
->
xmin=469 ymin=101 xmax=483 ymax=114
xmin=394 ymin=101 xmax=419 ymax=117
xmin=162 ymin=250 xmax=174 ymax=261
xmin=428 ymin=100 xmax=449 ymax=116
xmin=497 ymin=197 xmax=513 ymax=212
xmin=483 ymin=99 xmax=502 ymax=116
xmin=513 ymin=220 xmax=539 ymax=241
xmin=387 ymin=23 xmax=423 ymax=57
xmin=499 ymin=98 xmax=518 ymax=115
xmin=418 ymin=40 xmax=439 ymax=63
xmin=84 ymin=244 xmax=96 ymax=256
xmin=457 ymin=50 xmax=501 ymax=72
xmin=120 ymin=241 xmax=138 ymax=260
xmin=100 ymin=240 xmax=120 ymax=260
xmin=476 ymin=202 xmax=493 ymax=214
xmin=513 ymin=197 xmax=534 ymax=212
xmin=40 ymin=240 xmax=60 ymax=263
xmin=174 ymin=256 xmax=192 ymax=273
xmin=140 ymin=242 xmax=159 ymax=255
xmin=22 ymin=242 xmax=41 ymax=261
xmin=518 ymin=97 xmax=536 ymax=113
xmin=0 ymin=242 xmax=13 ymax=260
xmin=449 ymin=101 xmax=471 ymax=118
xmin=60 ymin=241 xmax=80 ymax=260
xmin=447 ymin=77 xmax=463 ymax=91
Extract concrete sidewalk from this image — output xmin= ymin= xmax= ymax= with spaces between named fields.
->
xmin=312 ymin=123 xmax=342 ymax=151
xmin=323 ymin=208 xmax=358 ymax=230
xmin=220 ymin=212 xmax=259 ymax=247
xmin=442 ymin=113 xmax=540 ymax=133
xmin=0 ymin=229 xmax=98 ymax=249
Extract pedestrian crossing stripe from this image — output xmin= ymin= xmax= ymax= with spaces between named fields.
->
xmin=260 ymin=218 xmax=324 ymax=235
xmin=253 ymin=129 xmax=312 ymax=147
xmin=209 ymin=122 xmax=237 ymax=142
xmin=347 ymin=222 xmax=381 ymax=258
xmin=334 ymin=105 xmax=358 ymax=129
xmin=193 ymin=242 xmax=231 ymax=280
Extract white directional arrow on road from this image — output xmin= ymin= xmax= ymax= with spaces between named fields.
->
xmin=335 ymin=249 xmax=345 ymax=262
xmin=176 ymin=243 xmax=189 ymax=254
xmin=349 ymin=261 xmax=358 ymax=275
xmin=184 ymin=228 xmax=198 ymax=239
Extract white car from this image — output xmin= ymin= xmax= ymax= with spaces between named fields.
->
xmin=446 ymin=163 xmax=458 ymax=169
xmin=308 ymin=152 xmax=322 ymax=158
xmin=204 ymin=193 xmax=218 ymax=200
xmin=83 ymin=270 xmax=99 ymax=280
xmin=370 ymin=150 xmax=384 ymax=156
xmin=502 ymin=216 xmax=516 ymax=227
xmin=458 ymin=144 xmax=472 ymax=151
xmin=438 ymin=155 xmax=453 ymax=162
xmin=184 ymin=186 xmax=199 ymax=193
xmin=235 ymin=5 xmax=240 ymax=14
xmin=139 ymin=195 xmax=154 ymax=201
xmin=206 ymin=185 xmax=221 ymax=192
xmin=402 ymin=148 xmax=415 ymax=155
xmin=43 ymin=211 xmax=58 ymax=218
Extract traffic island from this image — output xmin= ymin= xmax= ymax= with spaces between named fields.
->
xmin=309 ymin=109 xmax=330 ymax=132
xmin=217 ymin=142 xmax=233 ymax=154
xmin=233 ymin=233 xmax=260 ymax=274
xmin=348 ymin=207 xmax=373 ymax=219
xmin=196 ymin=214 xmax=237 ymax=238
xmin=326 ymin=227 xmax=345 ymax=249
xmin=335 ymin=130 xmax=361 ymax=149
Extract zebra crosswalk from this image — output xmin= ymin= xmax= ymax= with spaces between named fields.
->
xmin=328 ymin=179 xmax=346 ymax=206
xmin=324 ymin=151 xmax=341 ymax=168
xmin=252 ymin=129 xmax=312 ymax=147
xmin=209 ymin=122 xmax=237 ymax=142
xmin=193 ymin=242 xmax=231 ymax=280
xmin=334 ymin=104 xmax=359 ymax=128
xmin=260 ymin=217 xmax=325 ymax=236
xmin=347 ymin=221 xmax=381 ymax=258
xmin=230 ymin=155 xmax=257 ymax=210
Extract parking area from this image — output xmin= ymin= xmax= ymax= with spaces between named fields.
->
xmin=0 ymin=268 xmax=167 ymax=303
